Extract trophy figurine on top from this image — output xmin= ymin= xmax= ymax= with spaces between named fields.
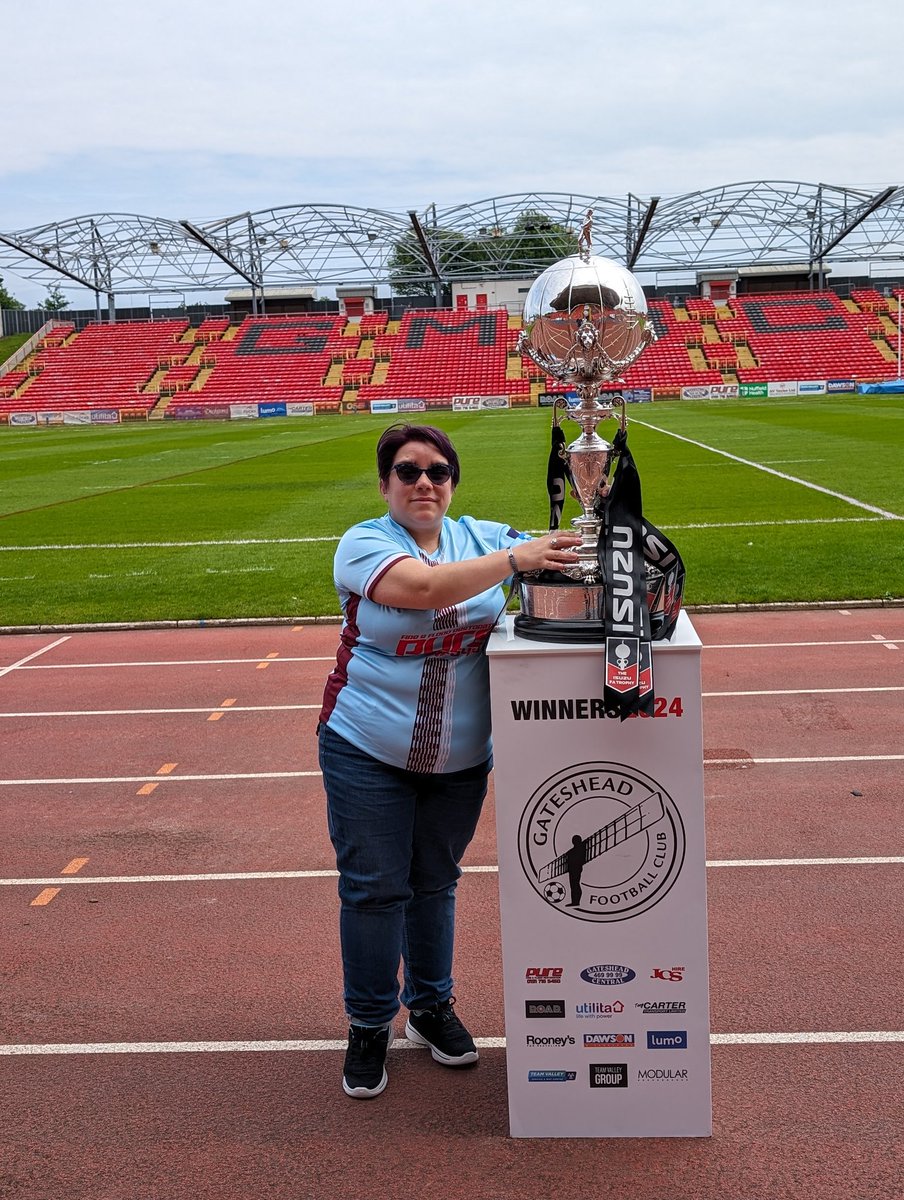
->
xmin=513 ymin=212 xmax=685 ymax=720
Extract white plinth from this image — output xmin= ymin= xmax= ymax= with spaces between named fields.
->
xmin=487 ymin=610 xmax=712 ymax=1138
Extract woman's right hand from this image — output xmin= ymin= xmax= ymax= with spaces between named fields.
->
xmin=510 ymin=531 xmax=583 ymax=574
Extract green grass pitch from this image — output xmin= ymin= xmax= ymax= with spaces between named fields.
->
xmin=0 ymin=396 xmax=902 ymax=627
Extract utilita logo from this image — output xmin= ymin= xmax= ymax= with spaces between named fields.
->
xmin=525 ymin=967 xmax=564 ymax=985
xmin=651 ymin=966 xmax=685 ymax=982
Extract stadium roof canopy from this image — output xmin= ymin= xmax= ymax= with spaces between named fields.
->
xmin=1 ymin=181 xmax=903 ymax=301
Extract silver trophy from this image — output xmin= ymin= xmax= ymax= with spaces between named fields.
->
xmin=514 ymin=224 xmax=659 ymax=641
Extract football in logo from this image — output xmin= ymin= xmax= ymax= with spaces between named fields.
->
xmin=517 ymin=761 xmax=685 ymax=923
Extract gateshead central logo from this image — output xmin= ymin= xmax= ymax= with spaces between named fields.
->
xmin=517 ymin=762 xmax=685 ymax=923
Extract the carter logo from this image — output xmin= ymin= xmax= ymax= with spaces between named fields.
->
xmin=517 ymin=762 xmax=685 ymax=923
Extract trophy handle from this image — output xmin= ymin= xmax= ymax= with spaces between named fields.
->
xmin=552 ymin=397 xmax=569 ymax=429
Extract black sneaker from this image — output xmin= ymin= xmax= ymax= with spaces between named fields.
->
xmin=405 ymin=998 xmax=478 ymax=1066
xmin=342 ymin=1024 xmax=390 ymax=1098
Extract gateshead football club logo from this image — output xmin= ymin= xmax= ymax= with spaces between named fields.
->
xmin=517 ymin=761 xmax=685 ymax=923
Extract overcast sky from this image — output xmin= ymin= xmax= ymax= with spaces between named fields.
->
xmin=3 ymin=0 xmax=903 ymax=305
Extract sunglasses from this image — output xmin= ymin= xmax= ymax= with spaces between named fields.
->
xmin=391 ymin=462 xmax=453 ymax=485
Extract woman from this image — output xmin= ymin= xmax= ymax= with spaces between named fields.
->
xmin=318 ymin=422 xmax=580 ymax=1098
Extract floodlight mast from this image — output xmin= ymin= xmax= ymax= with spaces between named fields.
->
xmin=408 ymin=210 xmax=443 ymax=307
xmin=179 ymin=218 xmax=264 ymax=313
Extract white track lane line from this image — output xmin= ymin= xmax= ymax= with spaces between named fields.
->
xmin=1 ymin=1032 xmax=902 ymax=1056
xmin=1 ymin=684 xmax=902 ymax=718
xmin=0 ymin=754 xmax=902 ymax=786
xmin=2 ymin=857 xmax=902 ymax=888
xmin=631 ymin=419 xmax=902 ymax=520
xmin=0 ymin=635 xmax=70 ymax=679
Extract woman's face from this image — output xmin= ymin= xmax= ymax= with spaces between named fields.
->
xmin=380 ymin=439 xmax=455 ymax=541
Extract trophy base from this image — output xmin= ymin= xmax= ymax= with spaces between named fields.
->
xmin=514 ymin=573 xmax=606 ymax=643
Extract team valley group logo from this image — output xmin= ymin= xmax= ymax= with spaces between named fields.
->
xmin=517 ymin=761 xmax=685 ymax=922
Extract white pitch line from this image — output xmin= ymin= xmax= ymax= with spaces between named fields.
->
xmin=1 ymin=857 xmax=901 ymax=889
xmin=632 ymin=419 xmax=902 ymax=520
xmin=0 ymin=635 xmax=70 ymax=679
xmin=1 ymin=1032 xmax=902 ymax=1057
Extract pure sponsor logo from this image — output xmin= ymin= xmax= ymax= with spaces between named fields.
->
xmin=525 ymin=967 xmax=563 ymax=985
xmin=583 ymin=1033 xmax=635 ymax=1048
xmin=525 ymin=999 xmax=566 ymax=1018
xmin=576 ymin=1001 xmax=624 ymax=1018
xmin=646 ymin=1030 xmax=688 ymax=1050
xmin=517 ymin=762 xmax=685 ymax=923
xmin=395 ymin=622 xmax=494 ymax=658
xmin=709 ymin=384 xmax=739 ymax=398
xmin=635 ymin=1001 xmax=687 ymax=1015
xmin=580 ymin=964 xmax=636 ymax=986
xmin=651 ymin=966 xmax=685 ymax=982
xmin=637 ymin=1068 xmax=688 ymax=1082
xmin=589 ymin=1063 xmax=628 ymax=1088
xmin=526 ymin=1035 xmax=575 ymax=1047
xmin=528 ymin=1069 xmax=576 ymax=1082
xmin=452 ymin=395 xmax=510 ymax=411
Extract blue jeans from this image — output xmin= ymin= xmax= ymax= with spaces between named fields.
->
xmin=318 ymin=723 xmax=489 ymax=1027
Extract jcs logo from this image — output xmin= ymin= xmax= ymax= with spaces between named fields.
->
xmin=651 ymin=966 xmax=685 ymax=982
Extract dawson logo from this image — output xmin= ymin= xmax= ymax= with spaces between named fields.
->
xmin=526 ymin=1035 xmax=575 ymax=1047
xmin=525 ymin=967 xmax=563 ymax=985
xmin=584 ymin=1033 xmax=635 ymax=1048
xmin=517 ymin=762 xmax=685 ymax=923
xmin=635 ymin=1001 xmax=686 ymax=1015
xmin=637 ymin=1068 xmax=688 ymax=1082
xmin=651 ymin=966 xmax=685 ymax=982
xmin=528 ymin=1070 xmax=576 ymax=1082
xmin=589 ymin=1063 xmax=628 ymax=1088
xmin=576 ymin=1001 xmax=624 ymax=1018
xmin=646 ymin=1030 xmax=688 ymax=1050
xmin=525 ymin=1000 xmax=566 ymax=1019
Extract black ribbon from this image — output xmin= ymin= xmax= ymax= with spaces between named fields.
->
xmin=546 ymin=419 xmax=569 ymax=532
xmin=597 ymin=426 xmax=655 ymax=720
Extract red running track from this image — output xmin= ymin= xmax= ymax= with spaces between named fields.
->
xmin=1 ymin=608 xmax=903 ymax=1199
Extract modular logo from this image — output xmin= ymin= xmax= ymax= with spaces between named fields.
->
xmin=589 ymin=1063 xmax=628 ymax=1088
xmin=637 ymin=1068 xmax=688 ymax=1082
xmin=580 ymin=964 xmax=636 ymax=986
xmin=528 ymin=1070 xmax=576 ymax=1082
xmin=583 ymin=1033 xmax=635 ymax=1048
xmin=525 ymin=999 xmax=566 ymax=1018
xmin=646 ymin=1030 xmax=688 ymax=1049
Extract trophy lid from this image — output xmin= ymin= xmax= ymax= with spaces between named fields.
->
xmin=519 ymin=254 xmax=653 ymax=385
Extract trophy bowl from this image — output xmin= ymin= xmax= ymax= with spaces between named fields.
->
xmin=514 ymin=251 xmax=660 ymax=643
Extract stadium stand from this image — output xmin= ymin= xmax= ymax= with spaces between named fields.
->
xmin=1 ymin=293 xmax=900 ymax=420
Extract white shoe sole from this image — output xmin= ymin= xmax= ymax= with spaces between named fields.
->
xmin=404 ymin=1018 xmax=479 ymax=1066
xmin=342 ymin=1068 xmax=388 ymax=1098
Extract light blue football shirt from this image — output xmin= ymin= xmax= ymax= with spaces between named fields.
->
xmin=320 ymin=512 xmax=528 ymax=773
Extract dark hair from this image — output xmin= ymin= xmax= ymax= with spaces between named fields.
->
xmin=376 ymin=423 xmax=461 ymax=486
